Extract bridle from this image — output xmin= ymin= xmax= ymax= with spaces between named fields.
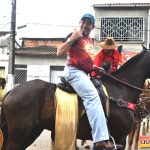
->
xmin=103 ymin=72 xmax=149 ymax=92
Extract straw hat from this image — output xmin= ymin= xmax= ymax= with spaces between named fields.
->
xmin=99 ymin=37 xmax=117 ymax=49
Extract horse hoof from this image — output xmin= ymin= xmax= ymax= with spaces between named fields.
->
xmin=85 ymin=145 xmax=91 ymax=149
xmin=81 ymin=140 xmax=85 ymax=146
xmin=76 ymin=147 xmax=79 ymax=150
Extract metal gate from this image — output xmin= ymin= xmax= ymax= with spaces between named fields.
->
xmin=15 ymin=65 xmax=27 ymax=85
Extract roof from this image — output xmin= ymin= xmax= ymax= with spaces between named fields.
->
xmin=21 ymin=37 xmax=64 ymax=49
xmin=15 ymin=46 xmax=58 ymax=56
xmin=20 ymin=37 xmax=64 ymax=41
xmin=93 ymin=3 xmax=150 ymax=8
xmin=0 ymin=31 xmax=10 ymax=37
xmin=15 ymin=38 xmax=66 ymax=57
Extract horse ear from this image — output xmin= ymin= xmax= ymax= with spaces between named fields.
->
xmin=102 ymin=60 xmax=111 ymax=71
xmin=117 ymin=45 xmax=123 ymax=54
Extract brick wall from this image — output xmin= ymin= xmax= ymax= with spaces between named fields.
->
xmin=23 ymin=39 xmax=63 ymax=48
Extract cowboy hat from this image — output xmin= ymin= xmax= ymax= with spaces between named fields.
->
xmin=99 ymin=37 xmax=117 ymax=49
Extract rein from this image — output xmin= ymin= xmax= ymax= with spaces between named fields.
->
xmin=103 ymin=71 xmax=150 ymax=92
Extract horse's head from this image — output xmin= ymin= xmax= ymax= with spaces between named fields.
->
xmin=102 ymin=60 xmax=111 ymax=72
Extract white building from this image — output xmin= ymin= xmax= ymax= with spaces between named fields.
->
xmin=93 ymin=3 xmax=150 ymax=52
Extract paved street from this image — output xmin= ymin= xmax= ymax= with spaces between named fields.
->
xmin=26 ymin=130 xmax=93 ymax=150
xmin=26 ymin=127 xmax=150 ymax=150
xmin=26 ymin=130 xmax=52 ymax=150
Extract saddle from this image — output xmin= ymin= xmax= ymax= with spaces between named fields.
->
xmin=57 ymin=76 xmax=108 ymax=117
xmin=57 ymin=76 xmax=76 ymax=93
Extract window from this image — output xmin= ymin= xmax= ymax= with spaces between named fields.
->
xmin=100 ymin=17 xmax=144 ymax=41
xmin=15 ymin=65 xmax=27 ymax=84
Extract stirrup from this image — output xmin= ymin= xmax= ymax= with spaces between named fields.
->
xmin=109 ymin=135 xmax=117 ymax=150
xmin=109 ymin=134 xmax=124 ymax=150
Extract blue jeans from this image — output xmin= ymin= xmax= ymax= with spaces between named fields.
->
xmin=63 ymin=66 xmax=109 ymax=143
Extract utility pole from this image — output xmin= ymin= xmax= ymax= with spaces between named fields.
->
xmin=7 ymin=0 xmax=16 ymax=91
xmin=147 ymin=9 xmax=150 ymax=49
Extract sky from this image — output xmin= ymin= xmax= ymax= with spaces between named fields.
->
xmin=0 ymin=0 xmax=150 ymax=41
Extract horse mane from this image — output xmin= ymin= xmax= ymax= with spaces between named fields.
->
xmin=112 ymin=49 xmax=145 ymax=75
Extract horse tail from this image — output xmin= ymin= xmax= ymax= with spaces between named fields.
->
xmin=54 ymin=88 xmax=78 ymax=150
xmin=0 ymin=91 xmax=10 ymax=149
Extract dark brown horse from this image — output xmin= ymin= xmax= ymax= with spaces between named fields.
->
xmin=1 ymin=48 xmax=150 ymax=150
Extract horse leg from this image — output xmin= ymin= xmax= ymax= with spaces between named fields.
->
xmin=3 ymin=135 xmax=28 ymax=150
xmin=51 ymin=131 xmax=55 ymax=150
xmin=3 ymin=125 xmax=43 ymax=150
xmin=146 ymin=117 xmax=149 ymax=133
xmin=142 ymin=121 xmax=146 ymax=135
xmin=133 ymin=122 xmax=141 ymax=150
xmin=75 ymin=140 xmax=79 ymax=150
xmin=127 ymin=121 xmax=137 ymax=150
xmin=81 ymin=140 xmax=91 ymax=149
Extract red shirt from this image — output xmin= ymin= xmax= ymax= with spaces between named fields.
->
xmin=67 ymin=37 xmax=94 ymax=73
xmin=94 ymin=48 xmax=122 ymax=73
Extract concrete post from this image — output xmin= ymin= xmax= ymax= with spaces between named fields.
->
xmin=7 ymin=0 xmax=16 ymax=91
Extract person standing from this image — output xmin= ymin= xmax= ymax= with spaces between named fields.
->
xmin=57 ymin=13 xmax=122 ymax=150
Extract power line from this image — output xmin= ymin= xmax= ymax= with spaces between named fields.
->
xmin=1 ymin=22 xmax=150 ymax=32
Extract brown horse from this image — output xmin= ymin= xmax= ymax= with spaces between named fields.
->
xmin=1 ymin=48 xmax=150 ymax=150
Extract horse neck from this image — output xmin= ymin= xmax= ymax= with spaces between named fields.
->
xmin=103 ymin=76 xmax=142 ymax=104
xmin=103 ymin=51 xmax=150 ymax=104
